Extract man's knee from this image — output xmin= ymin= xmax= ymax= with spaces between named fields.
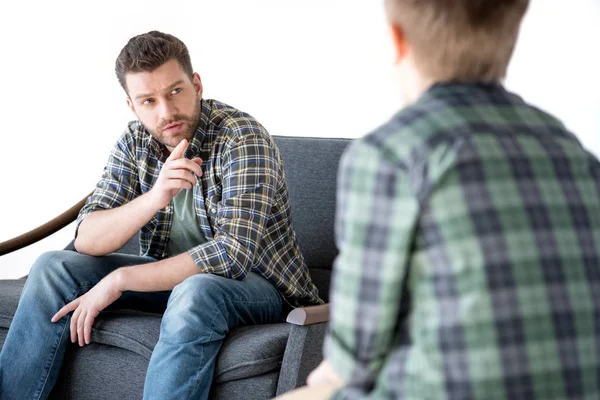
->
xmin=168 ymin=273 xmax=228 ymax=311
xmin=29 ymin=250 xmax=75 ymax=280
xmin=27 ymin=250 xmax=98 ymax=291
xmin=22 ymin=251 xmax=80 ymax=297
xmin=161 ymin=274 xmax=231 ymax=339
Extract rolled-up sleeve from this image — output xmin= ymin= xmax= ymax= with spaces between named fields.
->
xmin=325 ymin=140 xmax=419 ymax=386
xmin=75 ymin=133 xmax=140 ymax=236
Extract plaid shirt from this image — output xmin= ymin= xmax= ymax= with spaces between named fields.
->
xmin=76 ymin=99 xmax=321 ymax=307
xmin=326 ymin=82 xmax=600 ymax=399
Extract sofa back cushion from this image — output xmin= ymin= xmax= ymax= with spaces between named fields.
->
xmin=273 ymin=136 xmax=351 ymax=300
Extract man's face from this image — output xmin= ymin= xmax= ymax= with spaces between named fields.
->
xmin=125 ymin=59 xmax=203 ymax=152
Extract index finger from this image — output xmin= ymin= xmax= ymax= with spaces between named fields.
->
xmin=172 ymin=158 xmax=202 ymax=178
xmin=51 ymin=299 xmax=80 ymax=323
xmin=166 ymin=139 xmax=188 ymax=161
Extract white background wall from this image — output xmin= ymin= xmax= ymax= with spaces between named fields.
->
xmin=1 ymin=0 xmax=598 ymax=279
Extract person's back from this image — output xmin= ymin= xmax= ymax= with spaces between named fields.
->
xmin=286 ymin=1 xmax=600 ymax=399
xmin=348 ymin=81 xmax=600 ymax=399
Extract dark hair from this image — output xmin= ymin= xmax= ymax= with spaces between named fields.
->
xmin=385 ymin=0 xmax=530 ymax=81
xmin=115 ymin=31 xmax=194 ymax=93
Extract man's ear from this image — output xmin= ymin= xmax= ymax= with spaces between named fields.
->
xmin=126 ymin=97 xmax=136 ymax=115
xmin=388 ymin=23 xmax=409 ymax=65
xmin=193 ymin=73 xmax=203 ymax=98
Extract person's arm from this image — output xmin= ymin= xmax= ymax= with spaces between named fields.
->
xmin=52 ymin=133 xmax=277 ymax=346
xmin=184 ymin=132 xmax=279 ymax=280
xmin=75 ymin=193 xmax=162 ymax=256
xmin=73 ymin=132 xmax=141 ymax=254
xmin=54 ymin=138 xmax=202 ymax=346
xmin=75 ymin=138 xmax=202 ymax=255
xmin=103 ymin=131 xmax=279 ymax=284
xmin=51 ymin=250 xmax=199 ymax=347
xmin=318 ymin=140 xmax=419 ymax=387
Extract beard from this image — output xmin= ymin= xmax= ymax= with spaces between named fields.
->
xmin=148 ymin=97 xmax=203 ymax=149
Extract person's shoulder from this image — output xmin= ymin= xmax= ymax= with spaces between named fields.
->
xmin=205 ymin=99 xmax=268 ymax=141
xmin=347 ymin=94 xmax=468 ymax=199
xmin=513 ymin=96 xmax=569 ymax=132
xmin=360 ymin=83 xmax=524 ymax=167
xmin=112 ymin=120 xmax=152 ymax=153
xmin=113 ymin=120 xmax=145 ymax=140
xmin=358 ymin=96 xmax=446 ymax=166
xmin=123 ymin=120 xmax=151 ymax=139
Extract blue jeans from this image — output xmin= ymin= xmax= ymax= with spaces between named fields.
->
xmin=0 ymin=250 xmax=283 ymax=400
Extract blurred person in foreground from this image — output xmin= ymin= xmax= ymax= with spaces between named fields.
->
xmin=279 ymin=0 xmax=600 ymax=399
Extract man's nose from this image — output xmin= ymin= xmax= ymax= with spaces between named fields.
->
xmin=158 ymin=100 xmax=177 ymax=121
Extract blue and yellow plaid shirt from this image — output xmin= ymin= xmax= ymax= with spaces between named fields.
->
xmin=76 ymin=99 xmax=321 ymax=307
xmin=326 ymin=83 xmax=600 ymax=399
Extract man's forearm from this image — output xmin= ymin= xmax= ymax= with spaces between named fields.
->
xmin=75 ymin=191 xmax=162 ymax=256
xmin=115 ymin=251 xmax=200 ymax=292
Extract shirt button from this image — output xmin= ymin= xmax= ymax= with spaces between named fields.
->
xmin=211 ymin=208 xmax=217 ymax=214
xmin=165 ymin=206 xmax=171 ymax=212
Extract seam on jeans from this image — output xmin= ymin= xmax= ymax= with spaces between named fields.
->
xmin=230 ymin=298 xmax=283 ymax=323
xmin=36 ymin=290 xmax=77 ymax=400
xmin=189 ymin=300 xmax=220 ymax=398
xmin=36 ymin=284 xmax=93 ymax=399
xmin=189 ymin=300 xmax=282 ymax=394
xmin=177 ymin=277 xmax=283 ymax=397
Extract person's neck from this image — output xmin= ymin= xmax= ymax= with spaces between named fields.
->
xmin=399 ymin=67 xmax=437 ymax=106
xmin=400 ymin=66 xmax=505 ymax=106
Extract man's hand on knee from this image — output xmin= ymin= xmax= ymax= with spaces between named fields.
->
xmin=51 ymin=271 xmax=124 ymax=346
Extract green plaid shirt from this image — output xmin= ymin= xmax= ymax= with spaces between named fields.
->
xmin=326 ymin=82 xmax=600 ymax=399
xmin=76 ymin=99 xmax=321 ymax=307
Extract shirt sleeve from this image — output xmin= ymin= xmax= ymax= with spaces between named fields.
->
xmin=324 ymin=139 xmax=419 ymax=386
xmin=187 ymin=132 xmax=278 ymax=280
xmin=75 ymin=133 xmax=141 ymax=237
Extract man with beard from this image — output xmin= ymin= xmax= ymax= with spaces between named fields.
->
xmin=0 ymin=31 xmax=321 ymax=400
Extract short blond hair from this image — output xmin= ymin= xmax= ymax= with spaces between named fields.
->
xmin=385 ymin=0 xmax=529 ymax=82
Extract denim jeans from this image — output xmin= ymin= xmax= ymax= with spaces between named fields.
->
xmin=0 ymin=250 xmax=283 ymax=400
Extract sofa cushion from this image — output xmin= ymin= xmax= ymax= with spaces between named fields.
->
xmin=274 ymin=136 xmax=350 ymax=271
xmin=274 ymin=136 xmax=350 ymax=301
xmin=54 ymin=344 xmax=282 ymax=400
xmin=0 ymin=278 xmax=25 ymax=332
xmin=0 ymin=279 xmax=290 ymax=383
xmin=214 ymin=323 xmax=290 ymax=383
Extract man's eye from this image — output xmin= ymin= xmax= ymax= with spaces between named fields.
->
xmin=143 ymin=99 xmax=154 ymax=105
xmin=171 ymin=88 xmax=182 ymax=95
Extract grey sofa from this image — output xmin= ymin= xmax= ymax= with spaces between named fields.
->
xmin=0 ymin=135 xmax=351 ymax=399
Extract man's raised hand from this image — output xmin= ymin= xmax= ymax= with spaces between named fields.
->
xmin=149 ymin=139 xmax=203 ymax=209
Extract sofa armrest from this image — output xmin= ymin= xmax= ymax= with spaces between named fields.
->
xmin=276 ymin=303 xmax=331 ymax=394
xmin=285 ymin=304 xmax=329 ymax=326
xmin=276 ymin=322 xmax=328 ymax=395
xmin=0 ymin=192 xmax=92 ymax=256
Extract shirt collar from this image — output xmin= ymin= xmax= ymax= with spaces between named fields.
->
xmin=187 ymin=99 xmax=210 ymax=158
xmin=426 ymin=80 xmax=503 ymax=95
